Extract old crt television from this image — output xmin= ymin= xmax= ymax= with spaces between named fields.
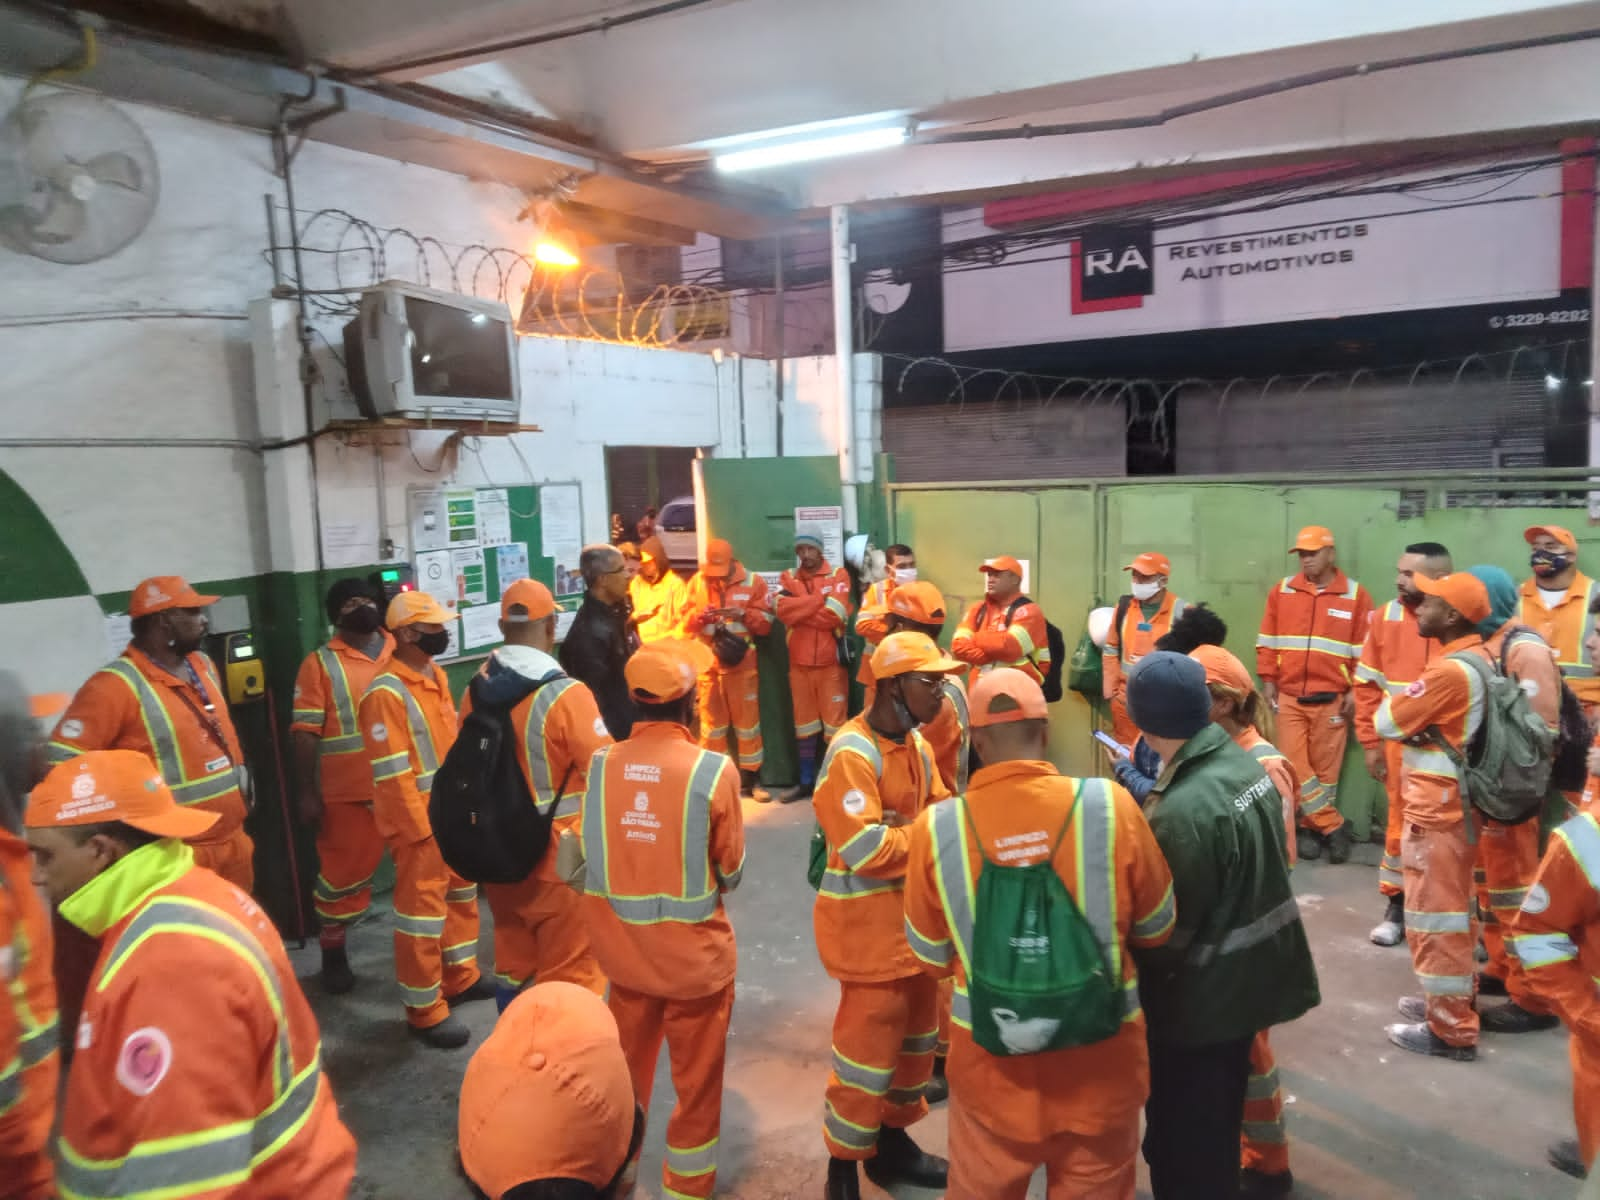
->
xmin=343 ymin=281 xmax=520 ymax=422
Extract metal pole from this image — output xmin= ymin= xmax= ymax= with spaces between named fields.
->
xmin=773 ymin=231 xmax=785 ymax=456
xmin=830 ymin=206 xmax=859 ymax=533
xmin=1589 ymin=155 xmax=1600 ymax=518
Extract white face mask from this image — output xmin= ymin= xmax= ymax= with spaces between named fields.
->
xmin=1131 ymin=579 xmax=1163 ymax=602
xmin=893 ymin=567 xmax=918 ymax=584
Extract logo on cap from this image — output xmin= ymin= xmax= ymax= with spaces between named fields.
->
xmin=146 ymin=584 xmax=169 ymax=604
xmin=71 ymin=772 xmax=95 ymax=800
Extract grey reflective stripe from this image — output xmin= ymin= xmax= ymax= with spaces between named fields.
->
xmin=838 ymin=824 xmax=889 ymax=870
xmin=583 ymin=750 xmax=613 ymax=896
xmin=367 ymin=675 xmax=440 ymax=784
xmin=605 ymin=892 xmax=721 ymax=923
xmin=905 ymin=920 xmax=952 ymax=965
xmin=1561 ymin=814 xmax=1600 ymax=889
xmin=394 ymin=912 xmax=445 ymax=937
xmin=102 ymin=659 xmax=238 ymax=806
xmin=942 ymin=679 xmax=971 ymax=793
xmin=665 ymin=1139 xmax=719 ymax=1178
xmin=1245 ymin=1068 xmax=1281 ymax=1102
xmin=902 ymin=1029 xmax=939 ymax=1054
xmin=928 ymin=801 xmax=977 ymax=966
xmin=680 ymin=751 xmax=722 ymax=900
xmin=951 ymin=985 xmax=972 ymax=1026
xmin=1242 ymin=1119 xmax=1288 ymax=1145
xmin=0 ymin=1063 xmax=16 ymax=1114
xmin=523 ymin=677 xmax=578 ymax=808
xmin=19 ymin=1019 xmax=58 ymax=1068
xmin=58 ymin=1051 xmax=326 ymax=1200
xmin=1188 ymin=896 xmax=1303 ymax=966
xmin=445 ymin=884 xmax=478 ymax=904
xmin=831 ymin=1050 xmax=893 ymax=1095
xmin=1403 ymin=910 xmax=1472 ymax=935
xmin=886 ymin=1085 xmax=926 ymax=1106
xmin=1511 ymin=931 xmax=1579 ymax=968
xmin=441 ymin=942 xmax=476 ymax=965
xmin=551 ymin=795 xmax=582 ymax=820
xmin=818 ymin=869 xmax=901 ymax=899
xmin=1418 ymin=973 xmax=1475 ymax=996
xmin=821 ymin=730 xmax=883 ymax=778
xmin=316 ymin=646 xmax=361 ymax=756
xmin=823 ymin=1102 xmax=878 ymax=1151
xmin=102 ymin=897 xmax=294 ymax=1092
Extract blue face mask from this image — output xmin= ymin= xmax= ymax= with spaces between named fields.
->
xmin=1531 ymin=550 xmax=1573 ymax=577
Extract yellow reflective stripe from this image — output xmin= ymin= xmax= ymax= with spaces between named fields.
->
xmin=365 ymin=675 xmax=441 ymax=783
xmin=1354 ymin=662 xmax=1386 ymax=687
xmin=1010 ymin=626 xmax=1036 ymax=657
xmin=824 ymin=596 xmax=849 ymax=623
xmin=1255 ymin=635 xmax=1291 ymax=650
xmin=102 ymin=660 xmax=238 ymax=803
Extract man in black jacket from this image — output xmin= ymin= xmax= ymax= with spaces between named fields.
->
xmin=559 ymin=544 xmax=638 ymax=739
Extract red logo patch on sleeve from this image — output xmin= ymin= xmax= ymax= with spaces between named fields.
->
xmin=1404 ymin=680 xmax=1427 ymax=698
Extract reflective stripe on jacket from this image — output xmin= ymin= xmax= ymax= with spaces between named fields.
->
xmin=1255 ymin=570 xmax=1374 ymax=698
xmin=1517 ymin=574 xmax=1600 ymax=703
xmin=359 ymin=659 xmax=457 ymax=846
xmin=291 ymin=634 xmax=395 ymax=803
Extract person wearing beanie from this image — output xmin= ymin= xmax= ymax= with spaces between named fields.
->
xmin=628 ymin=535 xmax=689 ymax=644
xmin=1460 ymin=564 xmax=1563 ymax=1036
xmin=1372 ymin=571 xmax=1499 ymax=1061
xmin=1126 ymin=652 xmax=1318 ymax=1200
xmin=775 ymin=527 xmax=854 ymax=801
xmin=290 ymin=576 xmax=395 ymax=994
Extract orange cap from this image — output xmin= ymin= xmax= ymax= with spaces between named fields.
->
xmin=1190 ymin=644 xmax=1255 ymax=695
xmin=128 ymin=576 xmax=220 ymax=618
xmin=1290 ymin=526 xmax=1335 ymax=552
xmin=980 ymin=555 xmax=1024 ymax=576
xmin=1525 ymin=524 xmax=1578 ymax=552
xmin=1413 ymin=571 xmax=1491 ymax=624
xmin=701 ymin=538 xmax=735 ymax=579
xmin=386 ymin=590 xmax=454 ymax=629
xmin=29 ymin=693 xmax=68 ymax=719
xmin=501 ymin=579 xmax=558 ymax=622
xmin=617 ymin=541 xmax=640 ymax=560
xmin=459 ymin=982 xmax=636 ymax=1196
xmin=1124 ymin=552 xmax=1171 ymax=576
xmin=625 ymin=638 xmax=714 ymax=703
xmin=639 ymin=535 xmax=667 ymax=564
xmin=26 ymin=750 xmax=220 ymax=840
xmin=888 ymin=581 xmax=947 ymax=625
xmin=870 ymin=631 xmax=963 ymax=680
xmin=970 ymin=667 xmax=1049 ymax=726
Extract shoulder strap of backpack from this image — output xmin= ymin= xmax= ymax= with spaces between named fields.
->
xmin=1113 ymin=594 xmax=1133 ymax=642
xmin=1496 ymin=625 xmax=1542 ymax=677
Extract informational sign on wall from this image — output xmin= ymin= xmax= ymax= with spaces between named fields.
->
xmin=540 ymin=484 xmax=584 ymax=597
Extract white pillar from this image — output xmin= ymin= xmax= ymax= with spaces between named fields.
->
xmin=830 ymin=204 xmax=860 ymax=533
xmin=1590 ymin=157 xmax=1600 ymax=519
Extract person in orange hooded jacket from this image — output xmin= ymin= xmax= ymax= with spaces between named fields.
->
xmin=26 ymin=750 xmax=356 ymax=1199
xmin=1255 ymin=527 xmax=1373 ymax=865
xmin=0 ymin=680 xmax=60 ymax=1200
xmin=776 ymin=531 xmax=853 ymax=800
xmin=814 ymin=633 xmax=958 ymax=1200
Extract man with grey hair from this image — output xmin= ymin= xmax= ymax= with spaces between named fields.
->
xmin=559 ymin=543 xmax=639 ymax=739
xmin=0 ymin=671 xmax=61 ymax=1197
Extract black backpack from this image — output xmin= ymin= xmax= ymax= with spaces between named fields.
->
xmin=430 ymin=670 xmax=569 ymax=884
xmin=1005 ymin=597 xmax=1067 ymax=704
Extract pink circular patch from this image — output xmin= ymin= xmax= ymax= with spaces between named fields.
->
xmin=116 ymin=1027 xmax=173 ymax=1096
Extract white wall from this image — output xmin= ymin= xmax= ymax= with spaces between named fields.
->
xmin=0 ymin=76 xmax=877 ymax=696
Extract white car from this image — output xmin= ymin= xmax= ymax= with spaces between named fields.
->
xmin=656 ymin=495 xmax=698 ymax=569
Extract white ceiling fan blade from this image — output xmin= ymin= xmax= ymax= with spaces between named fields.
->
xmin=83 ymin=151 xmax=143 ymax=191
xmin=27 ymin=190 xmax=87 ymax=243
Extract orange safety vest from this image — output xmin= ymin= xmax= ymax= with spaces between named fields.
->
xmin=1102 ymin=592 xmax=1189 ymax=700
xmin=581 ymin=723 xmax=745 ymax=999
xmin=1518 ymin=573 xmax=1600 ymax=705
xmin=49 ymin=648 xmax=246 ymax=841
xmin=291 ymin=634 xmax=395 ymax=804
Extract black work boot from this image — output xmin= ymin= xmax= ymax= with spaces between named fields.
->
xmin=320 ymin=944 xmax=355 ymax=995
xmin=1296 ymin=830 xmax=1323 ymax=861
xmin=923 ymin=1055 xmax=949 ymax=1105
xmin=1549 ymin=1137 xmax=1588 ymax=1180
xmin=1326 ymin=823 xmax=1354 ymax=864
xmin=1479 ymin=1001 xmax=1561 ymax=1034
xmin=823 ymin=1156 xmax=861 ymax=1200
xmin=1240 ymin=1166 xmax=1295 ymax=1197
xmin=864 ymin=1125 xmax=948 ymax=1190
xmin=1385 ymin=1021 xmax=1476 ymax=1061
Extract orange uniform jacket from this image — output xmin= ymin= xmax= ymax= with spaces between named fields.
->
xmin=1374 ymin=634 xmax=1490 ymax=829
xmin=1237 ymin=727 xmax=1300 ymax=859
xmin=1102 ymin=592 xmax=1190 ymax=702
xmin=1484 ymin=622 xmax=1562 ymax=730
xmin=291 ymin=633 xmax=396 ymax=803
xmin=48 ymin=647 xmax=247 ymax=844
xmin=813 ymin=714 xmax=950 ymax=983
xmin=1517 ymin=573 xmax=1600 ymax=706
xmin=55 ymin=842 xmax=356 ymax=1198
xmin=1354 ymin=600 xmax=1437 ymax=750
xmin=629 ymin=570 xmax=690 ymax=644
xmin=581 ymin=723 xmax=745 ymax=999
xmin=1256 ymin=570 xmax=1374 ymax=699
xmin=775 ymin=562 xmax=852 ymax=668
xmin=952 ymin=597 xmax=1050 ymax=687
xmin=854 ymin=579 xmax=895 ymax=688
xmin=924 ymin=677 xmax=972 ymax=796
xmin=0 ymin=827 xmax=57 ymax=1200
xmin=459 ymin=649 xmax=612 ymax=884
xmin=359 ymin=657 xmax=458 ymax=846
xmin=1511 ymin=812 xmax=1600 ymax=1037
xmin=681 ymin=563 xmax=773 ymax=673
xmin=904 ymin=763 xmax=1175 ymax=1140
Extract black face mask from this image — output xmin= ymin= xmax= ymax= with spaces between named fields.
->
xmin=414 ymin=630 xmax=451 ymax=657
xmin=338 ymin=604 xmax=381 ymax=635
xmin=1531 ymin=550 xmax=1574 ymax=576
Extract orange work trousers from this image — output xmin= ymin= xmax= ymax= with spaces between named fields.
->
xmin=1276 ymin=699 xmax=1348 ymax=834
xmin=192 ymin=828 xmax=255 ymax=893
xmin=610 ymin=982 xmax=735 ymax=1200
xmin=1108 ymin=696 xmax=1140 ymax=752
xmin=1574 ymin=1030 xmax=1600 ymax=1171
xmin=389 ymin=834 xmax=480 ymax=1029
xmin=481 ymin=875 xmax=606 ymax=996
xmin=313 ymin=801 xmax=385 ymax=935
xmin=1401 ymin=821 xmax=1479 ymax=1047
xmin=791 ymin=663 xmax=848 ymax=739
xmin=823 ymin=975 xmax=938 ymax=1160
xmin=1378 ymin=742 xmax=1404 ymax=897
xmin=935 ymin=976 xmax=954 ymax=1058
xmin=699 ymin=666 xmax=763 ymax=771
xmin=1475 ymin=818 xmax=1555 ymax=1016
xmin=1240 ymin=1030 xmax=1289 ymax=1177
xmin=946 ymin=1091 xmax=1138 ymax=1200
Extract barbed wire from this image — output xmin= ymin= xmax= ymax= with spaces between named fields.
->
xmin=270 ymin=205 xmax=743 ymax=349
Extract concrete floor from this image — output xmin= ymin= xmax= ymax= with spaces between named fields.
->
xmin=291 ymin=801 xmax=1582 ymax=1200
